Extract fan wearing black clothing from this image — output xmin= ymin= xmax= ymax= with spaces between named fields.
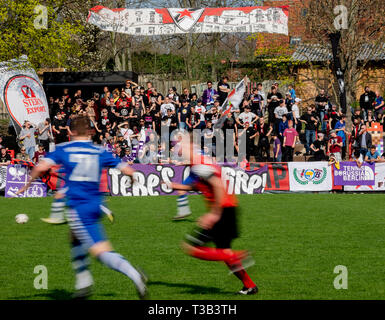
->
xmin=328 ymin=105 xmax=340 ymax=130
xmin=267 ymin=87 xmax=283 ymax=126
xmin=300 ymin=108 xmax=318 ymax=155
xmin=217 ymin=76 xmax=231 ymax=105
xmin=310 ymin=133 xmax=327 ymax=161
xmin=180 ymin=88 xmax=194 ymax=102
xmin=359 ymin=86 xmax=376 ymax=119
xmin=187 ymin=106 xmax=200 ymax=131
xmin=97 ymin=109 xmax=116 ymax=132
xmin=255 ymin=117 xmax=273 ymax=161
xmin=142 ymin=107 xmax=156 ymax=129
xmin=0 ymin=148 xmax=11 ymax=166
xmin=52 ymin=112 xmax=68 ymax=144
xmin=248 ymin=88 xmax=264 ymax=116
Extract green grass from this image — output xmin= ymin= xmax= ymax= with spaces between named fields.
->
xmin=1 ymin=194 xmax=385 ymax=300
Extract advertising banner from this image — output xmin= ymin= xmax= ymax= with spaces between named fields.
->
xmin=289 ymin=162 xmax=333 ymax=192
xmin=344 ymin=162 xmax=385 ymax=191
xmin=0 ymin=56 xmax=50 ymax=134
xmin=333 ymin=162 xmax=375 ymax=186
xmin=4 ymin=165 xmax=47 ymax=198
xmin=252 ymin=163 xmax=290 ymax=191
xmin=0 ymin=166 xmax=6 ymax=190
xmin=108 ymin=164 xmax=268 ymax=196
xmin=88 ymin=6 xmax=289 ymax=36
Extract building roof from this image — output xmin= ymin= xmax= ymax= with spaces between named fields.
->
xmin=292 ymin=43 xmax=385 ymax=62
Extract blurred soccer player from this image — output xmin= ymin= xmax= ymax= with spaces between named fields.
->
xmin=17 ymin=116 xmax=148 ymax=299
xmin=173 ymin=186 xmax=191 ymax=220
xmin=167 ymin=136 xmax=258 ymax=295
xmin=41 ymin=188 xmax=114 ymax=224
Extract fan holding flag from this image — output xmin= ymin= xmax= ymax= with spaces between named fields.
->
xmin=214 ymin=76 xmax=249 ymax=130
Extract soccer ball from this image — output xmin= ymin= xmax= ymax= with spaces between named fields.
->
xmin=15 ymin=214 xmax=29 ymax=224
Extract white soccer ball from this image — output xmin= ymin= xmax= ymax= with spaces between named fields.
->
xmin=15 ymin=214 xmax=29 ymax=224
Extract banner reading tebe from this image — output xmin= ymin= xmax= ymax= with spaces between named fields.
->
xmin=334 ymin=162 xmax=375 ymax=186
xmin=108 ymin=164 xmax=268 ymax=196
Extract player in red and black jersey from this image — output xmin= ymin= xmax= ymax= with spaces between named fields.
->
xmin=168 ymin=147 xmax=258 ymax=295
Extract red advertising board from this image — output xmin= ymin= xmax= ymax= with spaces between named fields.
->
xmin=251 ymin=163 xmax=290 ymax=191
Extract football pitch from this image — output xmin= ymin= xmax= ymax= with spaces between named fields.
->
xmin=1 ymin=194 xmax=385 ymax=300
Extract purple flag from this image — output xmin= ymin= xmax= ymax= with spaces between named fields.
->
xmin=5 ymin=164 xmax=47 ymax=198
xmin=334 ymin=162 xmax=375 ymax=186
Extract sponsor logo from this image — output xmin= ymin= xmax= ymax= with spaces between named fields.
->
xmin=21 ymin=85 xmax=36 ymax=99
xmin=167 ymin=8 xmax=204 ymax=32
xmin=4 ymin=75 xmax=48 ymax=127
xmin=293 ymin=168 xmax=327 ymax=185
xmin=8 ymin=166 xmax=26 ymax=181
xmin=21 ymin=85 xmax=46 ymax=114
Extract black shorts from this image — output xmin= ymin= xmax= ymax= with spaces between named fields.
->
xmin=185 ymin=207 xmax=239 ymax=249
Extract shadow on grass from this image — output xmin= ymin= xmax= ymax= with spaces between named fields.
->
xmin=8 ymin=289 xmax=73 ymax=300
xmin=8 ymin=289 xmax=117 ymax=300
xmin=171 ymin=218 xmax=195 ymax=223
xmin=149 ymin=280 xmax=234 ymax=295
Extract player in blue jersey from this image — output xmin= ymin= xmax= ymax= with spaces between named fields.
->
xmin=41 ymin=186 xmax=114 ymax=225
xmin=17 ymin=116 xmax=148 ymax=299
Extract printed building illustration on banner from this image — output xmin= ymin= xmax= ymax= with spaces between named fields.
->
xmin=87 ymin=6 xmax=289 ymax=36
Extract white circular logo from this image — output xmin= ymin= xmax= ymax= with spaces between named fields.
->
xmin=4 ymin=75 xmax=49 ymax=129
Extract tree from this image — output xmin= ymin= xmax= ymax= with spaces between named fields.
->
xmin=0 ymin=0 xmax=83 ymax=69
xmin=300 ymin=0 xmax=385 ymax=122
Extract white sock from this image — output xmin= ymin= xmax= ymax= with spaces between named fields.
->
xmin=177 ymin=195 xmax=191 ymax=216
xmin=75 ymin=270 xmax=93 ymax=290
xmin=50 ymin=200 xmax=65 ymax=220
xmin=98 ymin=251 xmax=145 ymax=294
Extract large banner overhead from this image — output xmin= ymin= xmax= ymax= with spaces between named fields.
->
xmin=0 ymin=55 xmax=49 ymax=134
xmin=87 ymin=6 xmax=289 ymax=36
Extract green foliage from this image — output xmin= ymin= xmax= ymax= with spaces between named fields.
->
xmin=132 ymin=51 xmax=186 ymax=78
xmin=247 ymin=33 xmax=302 ymax=82
xmin=0 ymin=0 xmax=83 ymax=69
xmin=0 ymin=119 xmax=9 ymax=137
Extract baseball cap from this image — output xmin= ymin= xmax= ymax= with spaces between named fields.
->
xmin=295 ymin=98 xmax=302 ymax=103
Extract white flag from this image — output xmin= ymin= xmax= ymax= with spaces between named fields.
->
xmin=214 ymin=77 xmax=248 ymax=129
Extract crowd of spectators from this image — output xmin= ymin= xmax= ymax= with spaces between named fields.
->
xmin=0 ymin=78 xmax=384 ymax=167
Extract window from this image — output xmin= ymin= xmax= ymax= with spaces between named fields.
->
xmin=290 ymin=37 xmax=302 ymax=46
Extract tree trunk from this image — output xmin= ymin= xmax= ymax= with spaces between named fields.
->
xmin=211 ymin=34 xmax=219 ymax=81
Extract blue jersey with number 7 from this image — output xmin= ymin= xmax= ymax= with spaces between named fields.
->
xmin=44 ymin=140 xmax=125 ymax=208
